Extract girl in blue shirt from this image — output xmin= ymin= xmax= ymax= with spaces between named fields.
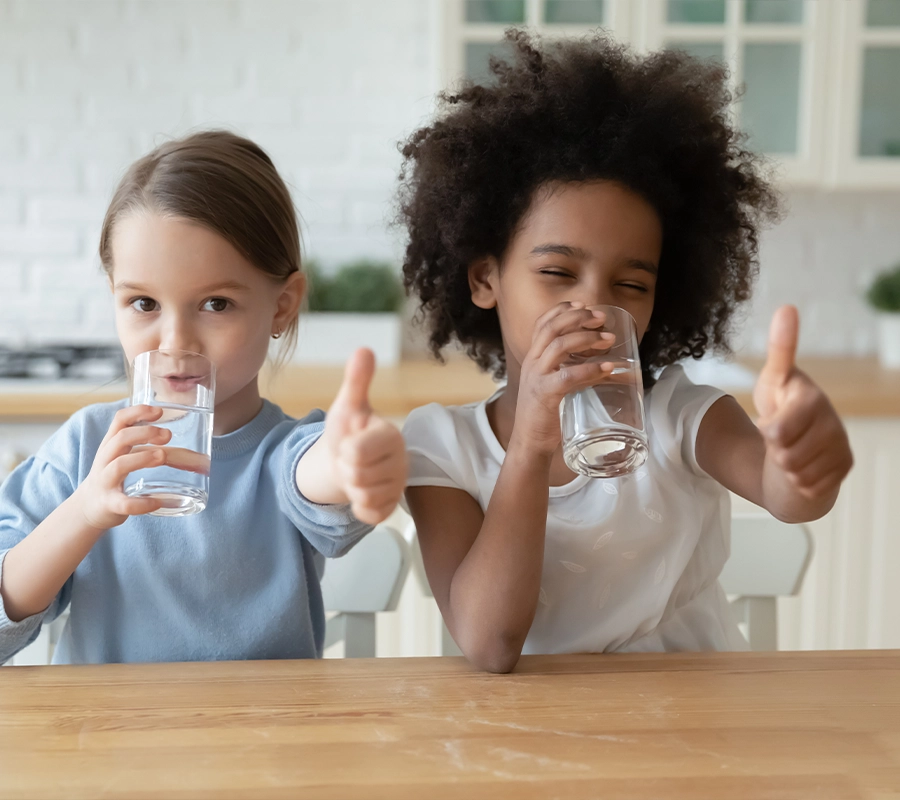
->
xmin=0 ymin=130 xmax=407 ymax=664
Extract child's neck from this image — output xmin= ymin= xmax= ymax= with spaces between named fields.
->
xmin=487 ymin=372 xmax=580 ymax=488
xmin=212 ymin=377 xmax=264 ymax=436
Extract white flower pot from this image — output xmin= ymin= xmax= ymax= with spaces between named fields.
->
xmin=292 ymin=313 xmax=402 ymax=366
xmin=877 ymin=313 xmax=900 ymax=369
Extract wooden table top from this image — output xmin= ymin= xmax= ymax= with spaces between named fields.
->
xmin=0 ymin=356 xmax=897 ymax=421
xmin=1 ymin=650 xmax=898 ymax=799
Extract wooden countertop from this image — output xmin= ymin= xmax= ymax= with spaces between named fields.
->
xmin=1 ymin=651 xmax=897 ymax=799
xmin=0 ymin=356 xmax=897 ymax=421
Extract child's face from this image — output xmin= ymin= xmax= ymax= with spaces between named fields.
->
xmin=469 ymin=180 xmax=662 ymax=374
xmin=110 ymin=211 xmax=303 ymax=421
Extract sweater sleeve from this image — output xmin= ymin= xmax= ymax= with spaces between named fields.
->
xmin=0 ymin=454 xmax=78 ymax=663
xmin=275 ymin=411 xmax=373 ymax=560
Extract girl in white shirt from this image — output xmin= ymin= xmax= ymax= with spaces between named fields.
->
xmin=397 ymin=32 xmax=853 ymax=672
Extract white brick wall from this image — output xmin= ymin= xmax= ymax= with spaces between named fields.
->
xmin=740 ymin=191 xmax=900 ymax=357
xmin=0 ymin=0 xmax=439 ymax=346
xmin=0 ymin=0 xmax=899 ymax=358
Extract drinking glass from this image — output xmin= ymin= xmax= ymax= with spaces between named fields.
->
xmin=559 ymin=305 xmax=648 ymax=478
xmin=124 ymin=349 xmax=215 ymax=516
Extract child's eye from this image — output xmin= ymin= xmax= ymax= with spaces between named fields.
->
xmin=203 ymin=298 xmax=231 ymax=312
xmin=539 ymin=269 xmax=573 ymax=278
xmin=130 ymin=297 xmax=158 ymax=313
xmin=620 ymin=283 xmax=648 ymax=293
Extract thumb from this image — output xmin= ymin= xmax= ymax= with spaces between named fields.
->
xmin=761 ymin=304 xmax=799 ymax=386
xmin=333 ymin=347 xmax=375 ymax=418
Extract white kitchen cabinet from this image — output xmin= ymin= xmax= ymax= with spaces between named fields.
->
xmin=766 ymin=417 xmax=900 ymax=651
xmin=635 ymin=0 xmax=830 ymax=186
xmin=442 ymin=0 xmax=635 ymax=85
xmin=443 ymin=0 xmax=900 ymax=189
xmin=826 ymin=0 xmax=900 ymax=187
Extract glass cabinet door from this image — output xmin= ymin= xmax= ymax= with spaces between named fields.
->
xmin=444 ymin=0 xmax=632 ymax=87
xmin=637 ymin=0 xmax=828 ymax=185
xmin=828 ymin=0 xmax=900 ymax=186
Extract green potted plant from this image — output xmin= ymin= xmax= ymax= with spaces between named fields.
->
xmin=866 ymin=262 xmax=900 ymax=369
xmin=296 ymin=260 xmax=404 ymax=365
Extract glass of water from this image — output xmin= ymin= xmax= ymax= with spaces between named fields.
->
xmin=559 ymin=305 xmax=648 ymax=478
xmin=124 ymin=349 xmax=215 ymax=516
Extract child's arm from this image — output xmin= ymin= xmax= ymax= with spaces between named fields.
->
xmin=406 ymin=452 xmax=551 ymax=674
xmin=1 ymin=405 xmax=170 ymax=623
xmin=696 ymin=305 xmax=853 ymax=522
xmin=407 ymin=302 xmax=617 ymax=673
xmin=294 ymin=348 xmax=407 ymax=525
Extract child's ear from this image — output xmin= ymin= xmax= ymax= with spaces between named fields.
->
xmin=468 ymin=257 xmax=499 ymax=310
xmin=274 ymin=271 xmax=306 ymax=332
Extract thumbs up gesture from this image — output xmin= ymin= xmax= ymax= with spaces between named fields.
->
xmin=319 ymin=348 xmax=407 ymax=524
xmin=754 ymin=306 xmax=852 ymax=501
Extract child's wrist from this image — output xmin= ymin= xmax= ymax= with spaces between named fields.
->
xmin=67 ymin=487 xmax=111 ymax=539
xmin=506 ymin=432 xmax=555 ymax=466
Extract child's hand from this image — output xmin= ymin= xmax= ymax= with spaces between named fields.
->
xmin=515 ymin=301 xmax=617 ymax=455
xmin=74 ymin=405 xmax=171 ymax=531
xmin=321 ymin=348 xmax=407 ymax=524
xmin=754 ymin=305 xmax=853 ymax=501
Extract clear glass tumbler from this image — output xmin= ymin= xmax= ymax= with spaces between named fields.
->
xmin=124 ymin=349 xmax=215 ymax=516
xmin=559 ymin=305 xmax=648 ymax=478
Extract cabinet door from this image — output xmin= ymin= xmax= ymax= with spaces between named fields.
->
xmin=732 ymin=417 xmax=900 ymax=651
xmin=636 ymin=0 xmax=829 ymax=187
xmin=828 ymin=0 xmax=900 ymax=187
xmin=443 ymin=0 xmax=635 ymax=86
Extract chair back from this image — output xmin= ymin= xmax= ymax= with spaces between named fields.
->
xmin=720 ymin=513 xmax=814 ymax=651
xmin=321 ymin=523 xmax=410 ymax=657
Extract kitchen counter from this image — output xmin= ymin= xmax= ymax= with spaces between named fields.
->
xmin=0 ymin=356 xmax=896 ymax=421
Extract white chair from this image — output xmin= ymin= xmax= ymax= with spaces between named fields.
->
xmin=720 ymin=513 xmax=814 ymax=651
xmin=409 ymin=513 xmax=814 ymax=655
xmin=321 ymin=523 xmax=410 ymax=657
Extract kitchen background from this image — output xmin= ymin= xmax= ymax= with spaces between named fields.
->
xmin=1 ymin=0 xmax=900 ymax=662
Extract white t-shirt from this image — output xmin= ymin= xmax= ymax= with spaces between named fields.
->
xmin=403 ymin=364 xmax=748 ymax=654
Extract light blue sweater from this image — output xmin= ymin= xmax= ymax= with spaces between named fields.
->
xmin=0 ymin=399 xmax=371 ymax=664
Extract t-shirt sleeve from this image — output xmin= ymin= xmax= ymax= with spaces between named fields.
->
xmin=646 ymin=365 xmax=728 ymax=478
xmin=402 ymin=403 xmax=471 ymax=492
xmin=276 ymin=411 xmax=373 ymax=560
xmin=0 ymin=412 xmax=89 ymax=663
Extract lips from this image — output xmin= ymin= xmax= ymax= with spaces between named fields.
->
xmin=163 ymin=374 xmax=204 ymax=392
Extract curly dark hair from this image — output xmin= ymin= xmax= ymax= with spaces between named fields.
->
xmin=397 ymin=30 xmax=780 ymax=382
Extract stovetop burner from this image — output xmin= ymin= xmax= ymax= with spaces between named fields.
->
xmin=0 ymin=344 xmax=126 ymax=381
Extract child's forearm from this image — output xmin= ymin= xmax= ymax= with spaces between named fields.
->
xmin=1 ymin=490 xmax=102 ymax=622
xmin=294 ymin=436 xmax=349 ymax=506
xmin=448 ymin=434 xmax=552 ymax=673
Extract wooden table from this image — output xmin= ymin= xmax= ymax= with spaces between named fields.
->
xmin=1 ymin=651 xmax=898 ymax=799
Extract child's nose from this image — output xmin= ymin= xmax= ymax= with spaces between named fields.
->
xmin=572 ymin=291 xmax=615 ymax=308
xmin=159 ymin=316 xmax=201 ymax=355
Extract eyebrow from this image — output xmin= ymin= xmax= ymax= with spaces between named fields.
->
xmin=624 ymin=259 xmax=659 ymax=277
xmin=530 ymin=244 xmax=659 ymax=277
xmin=114 ymin=281 xmax=252 ymax=293
xmin=530 ymin=244 xmax=589 ymax=260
